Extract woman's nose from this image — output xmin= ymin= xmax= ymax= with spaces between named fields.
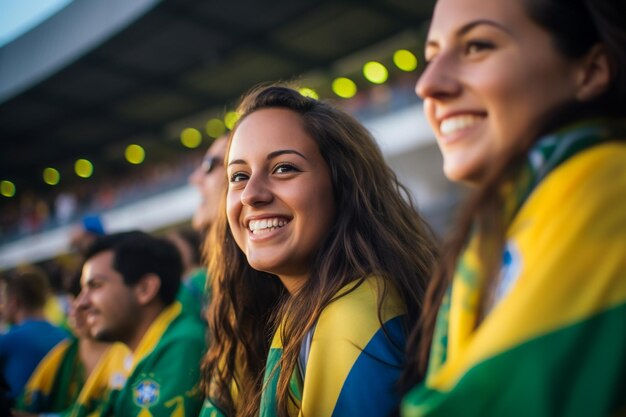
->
xmin=415 ymin=54 xmax=461 ymax=101
xmin=240 ymin=174 xmax=273 ymax=207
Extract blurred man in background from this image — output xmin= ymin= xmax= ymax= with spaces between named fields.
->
xmin=15 ymin=271 xmax=128 ymax=417
xmin=76 ymin=231 xmax=205 ymax=417
xmin=188 ymin=135 xmax=228 ymax=234
xmin=167 ymin=226 xmax=206 ymax=320
xmin=177 ymin=135 xmax=228 ymax=319
xmin=0 ymin=267 xmax=68 ymax=405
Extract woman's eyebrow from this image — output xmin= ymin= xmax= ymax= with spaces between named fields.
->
xmin=267 ymin=149 xmax=308 ymax=160
xmin=228 ymin=149 xmax=308 ymax=166
xmin=457 ymin=19 xmax=513 ymax=36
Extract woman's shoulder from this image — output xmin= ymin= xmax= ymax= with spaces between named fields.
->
xmin=314 ymin=277 xmax=405 ymax=344
xmin=515 ymin=141 xmax=626 ymax=233
xmin=539 ymin=141 xmax=626 ymax=201
xmin=509 ymin=141 xmax=626 ymax=274
xmin=300 ymin=278 xmax=406 ymax=416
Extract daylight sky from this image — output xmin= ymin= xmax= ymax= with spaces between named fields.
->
xmin=0 ymin=0 xmax=73 ymax=47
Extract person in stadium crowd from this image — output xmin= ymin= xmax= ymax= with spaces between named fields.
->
xmin=14 ymin=271 xmax=128 ymax=417
xmin=401 ymin=0 xmax=626 ymax=415
xmin=0 ymin=266 xmax=68 ymax=405
xmin=179 ymin=135 xmax=229 ymax=319
xmin=189 ymin=135 xmax=228 ymax=235
xmin=167 ymin=226 xmax=208 ymax=320
xmin=75 ymin=231 xmax=205 ymax=417
xmin=200 ymin=85 xmax=438 ymax=417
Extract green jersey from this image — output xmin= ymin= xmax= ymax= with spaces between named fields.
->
xmin=176 ymin=268 xmax=209 ymax=321
xmin=99 ymin=302 xmax=206 ymax=417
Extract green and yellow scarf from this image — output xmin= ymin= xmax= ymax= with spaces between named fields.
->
xmin=403 ymin=120 xmax=626 ymax=417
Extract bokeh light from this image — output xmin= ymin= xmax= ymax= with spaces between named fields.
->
xmin=125 ymin=144 xmax=145 ymax=164
xmin=206 ymin=118 xmax=226 ymax=138
xmin=332 ymin=77 xmax=357 ymax=99
xmin=75 ymin=159 xmax=93 ymax=178
xmin=1 ymin=180 xmax=15 ymax=197
xmin=363 ymin=61 xmax=388 ymax=84
xmin=224 ymin=111 xmax=240 ymax=130
xmin=299 ymin=87 xmax=319 ymax=100
xmin=43 ymin=167 xmax=60 ymax=185
xmin=393 ymin=49 xmax=418 ymax=72
xmin=181 ymin=128 xmax=202 ymax=148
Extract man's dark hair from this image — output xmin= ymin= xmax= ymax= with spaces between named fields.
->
xmin=84 ymin=231 xmax=182 ymax=305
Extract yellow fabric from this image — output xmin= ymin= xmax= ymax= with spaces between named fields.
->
xmin=130 ymin=302 xmax=182 ymax=368
xmin=22 ymin=339 xmax=72 ymax=397
xmin=44 ymin=296 xmax=67 ymax=327
xmin=301 ymin=278 xmax=404 ymax=417
xmin=71 ymin=342 xmax=130 ymax=416
xmin=428 ymin=142 xmax=626 ymax=390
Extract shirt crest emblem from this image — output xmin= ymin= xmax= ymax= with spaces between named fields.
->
xmin=133 ymin=378 xmax=160 ymax=408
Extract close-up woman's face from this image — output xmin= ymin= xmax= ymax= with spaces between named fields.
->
xmin=416 ymin=0 xmax=583 ymax=183
xmin=226 ymin=108 xmax=336 ymax=292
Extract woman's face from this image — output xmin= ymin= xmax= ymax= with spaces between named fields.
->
xmin=416 ymin=0 xmax=583 ymax=183
xmin=226 ymin=108 xmax=336 ymax=293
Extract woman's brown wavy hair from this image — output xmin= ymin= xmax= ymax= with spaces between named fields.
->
xmin=200 ymin=84 xmax=438 ymax=417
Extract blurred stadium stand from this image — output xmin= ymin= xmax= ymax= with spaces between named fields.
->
xmin=0 ymin=0 xmax=462 ymax=269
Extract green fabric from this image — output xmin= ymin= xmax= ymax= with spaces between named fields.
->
xmin=198 ymin=398 xmax=227 ymax=417
xmin=259 ymin=277 xmax=406 ymax=417
xmin=99 ymin=310 xmax=206 ymax=417
xmin=176 ymin=268 xmax=209 ymax=321
xmin=405 ymin=303 xmax=626 ymax=417
xmin=259 ymin=346 xmax=303 ymax=417
xmin=18 ymin=337 xmax=84 ymax=413
xmin=402 ymin=120 xmax=626 ymax=417
xmin=428 ymin=120 xmax=626 ymax=379
xmin=64 ymin=343 xmax=130 ymax=417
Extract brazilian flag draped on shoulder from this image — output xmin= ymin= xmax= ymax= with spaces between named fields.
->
xmin=68 ymin=342 xmax=130 ymax=417
xmin=17 ymin=337 xmax=83 ymax=413
xmin=98 ymin=301 xmax=206 ymax=417
xmin=259 ymin=277 xmax=407 ymax=417
xmin=402 ymin=120 xmax=626 ymax=417
xmin=19 ymin=338 xmax=129 ymax=417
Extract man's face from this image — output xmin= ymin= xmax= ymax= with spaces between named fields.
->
xmin=76 ymin=251 xmax=139 ymax=345
xmin=189 ymin=137 xmax=228 ymax=232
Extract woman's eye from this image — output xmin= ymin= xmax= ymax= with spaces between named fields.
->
xmin=465 ymin=40 xmax=494 ymax=55
xmin=229 ymin=172 xmax=249 ymax=182
xmin=274 ymin=163 xmax=299 ymax=174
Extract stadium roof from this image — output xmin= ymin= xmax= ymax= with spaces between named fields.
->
xmin=0 ymin=0 xmax=434 ymax=196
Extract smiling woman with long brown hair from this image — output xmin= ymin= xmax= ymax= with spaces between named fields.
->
xmin=199 ymin=85 xmax=438 ymax=417
xmin=402 ymin=0 xmax=626 ymax=415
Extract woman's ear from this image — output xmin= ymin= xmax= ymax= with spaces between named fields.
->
xmin=576 ymin=44 xmax=611 ymax=102
xmin=134 ymin=273 xmax=161 ymax=306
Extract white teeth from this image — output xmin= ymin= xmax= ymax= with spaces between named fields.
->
xmin=248 ymin=218 xmax=288 ymax=234
xmin=440 ymin=115 xmax=483 ymax=135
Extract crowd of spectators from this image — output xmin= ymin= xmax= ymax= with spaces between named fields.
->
xmin=0 ymin=153 xmax=203 ymax=244
xmin=0 ymin=77 xmax=418 ymax=245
